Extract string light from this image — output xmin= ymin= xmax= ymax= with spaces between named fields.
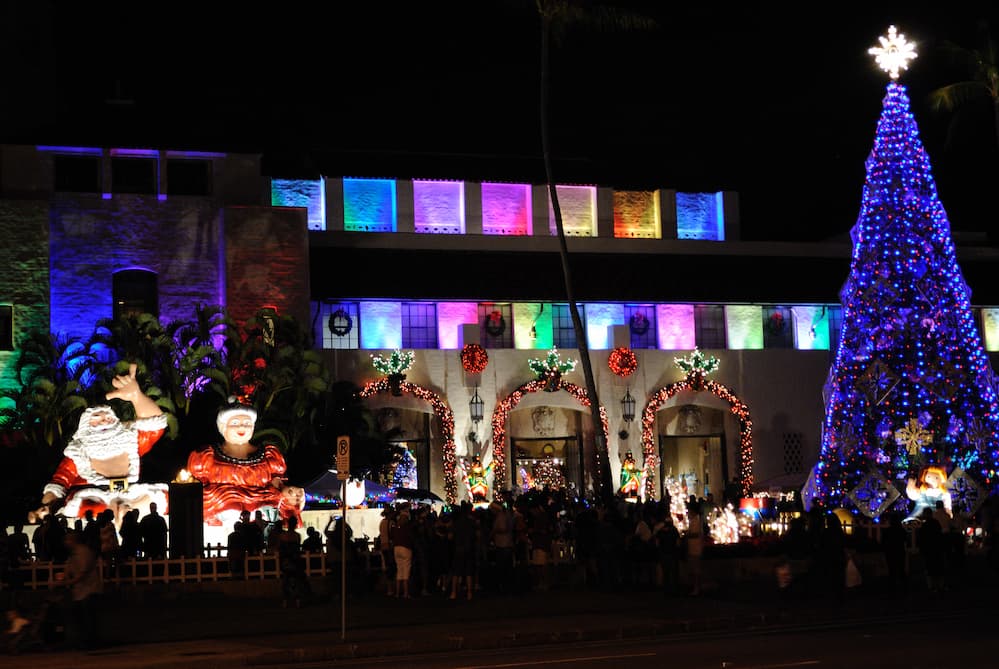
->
xmin=641 ymin=370 xmax=754 ymax=500
xmin=811 ymin=76 xmax=999 ymax=517
xmin=360 ymin=377 xmax=458 ymax=505
xmin=491 ymin=377 xmax=609 ymax=492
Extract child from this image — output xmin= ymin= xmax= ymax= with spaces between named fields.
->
xmin=3 ymin=608 xmax=33 ymax=654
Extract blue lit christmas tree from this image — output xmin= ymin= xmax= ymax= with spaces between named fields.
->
xmin=806 ymin=27 xmax=999 ymax=520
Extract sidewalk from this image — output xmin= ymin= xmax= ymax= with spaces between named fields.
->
xmin=6 ymin=557 xmax=998 ymax=669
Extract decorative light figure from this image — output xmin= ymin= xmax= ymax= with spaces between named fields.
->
xmin=868 ymin=25 xmax=917 ymax=80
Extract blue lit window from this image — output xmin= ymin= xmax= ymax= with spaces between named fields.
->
xmin=402 ymin=303 xmax=438 ymax=349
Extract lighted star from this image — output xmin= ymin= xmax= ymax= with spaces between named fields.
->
xmin=868 ymin=25 xmax=917 ymax=80
xmin=894 ymin=417 xmax=932 ymax=455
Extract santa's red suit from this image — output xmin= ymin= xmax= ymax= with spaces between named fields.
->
xmin=43 ymin=408 xmax=168 ymax=518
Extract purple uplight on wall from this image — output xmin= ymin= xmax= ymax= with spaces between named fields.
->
xmin=413 ymin=180 xmax=464 ymax=234
xmin=482 ymin=182 xmax=531 ymax=235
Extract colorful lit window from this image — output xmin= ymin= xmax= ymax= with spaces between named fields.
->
xmin=762 ymin=305 xmax=793 ymax=349
xmin=694 ymin=305 xmax=727 ymax=349
xmin=792 ymin=305 xmax=830 ymax=350
xmin=725 ymin=305 xmax=763 ymax=350
xmin=320 ymin=301 xmax=359 ymax=349
xmin=625 ymin=305 xmax=657 ymax=349
xmin=983 ymin=308 xmax=999 ymax=352
xmin=552 ymin=304 xmax=581 ymax=349
xmin=613 ymin=191 xmax=660 ymax=238
xmin=479 ymin=303 xmax=514 ymax=349
xmin=360 ymin=301 xmax=401 ymax=349
xmin=548 ymin=185 xmax=596 ymax=237
xmin=482 ymin=183 xmax=532 ymax=235
xmin=676 ymin=192 xmax=724 ymax=241
xmin=657 ymin=304 xmax=696 ymax=350
xmin=271 ymin=178 xmax=326 ymax=231
xmin=402 ymin=302 xmax=439 ymax=349
xmin=343 ymin=178 xmax=396 ymax=232
xmin=413 ymin=180 xmax=465 ymax=234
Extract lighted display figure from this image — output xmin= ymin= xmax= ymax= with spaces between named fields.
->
xmin=31 ymin=363 xmax=168 ymax=524
xmin=186 ymin=401 xmax=305 ymax=526
xmin=619 ymin=451 xmax=641 ymax=498
xmin=462 ymin=455 xmax=493 ymax=504
xmin=808 ymin=27 xmax=999 ymax=517
xmin=904 ymin=466 xmax=952 ymax=524
xmin=390 ymin=445 xmax=418 ymax=489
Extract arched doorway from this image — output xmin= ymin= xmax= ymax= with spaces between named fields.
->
xmin=640 ymin=371 xmax=753 ymax=500
xmin=490 ymin=377 xmax=609 ymax=497
xmin=359 ymin=377 xmax=457 ymax=505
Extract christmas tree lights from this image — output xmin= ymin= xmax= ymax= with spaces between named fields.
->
xmin=808 ymin=28 xmax=999 ymax=519
xmin=360 ymin=378 xmax=457 ymax=505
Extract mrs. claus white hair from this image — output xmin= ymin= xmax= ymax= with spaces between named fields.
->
xmin=216 ymin=400 xmax=257 ymax=436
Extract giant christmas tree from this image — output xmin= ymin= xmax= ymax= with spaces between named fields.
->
xmin=806 ymin=26 xmax=999 ymax=520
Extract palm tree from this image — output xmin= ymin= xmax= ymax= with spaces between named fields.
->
xmin=87 ymin=313 xmax=179 ymax=437
xmin=0 ymin=330 xmax=95 ymax=447
xmin=211 ymin=308 xmax=330 ymax=453
xmin=534 ymin=0 xmax=656 ymax=499
xmin=929 ymin=20 xmax=999 ymax=153
xmin=165 ymin=303 xmax=238 ymax=415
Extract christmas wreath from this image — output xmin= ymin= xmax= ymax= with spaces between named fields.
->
xmin=608 ymin=347 xmax=638 ymax=378
xmin=629 ymin=311 xmax=650 ymax=336
xmin=328 ymin=308 xmax=353 ymax=336
xmin=767 ymin=311 xmax=786 ymax=335
xmin=484 ymin=310 xmax=506 ymax=337
xmin=460 ymin=343 xmax=489 ymax=374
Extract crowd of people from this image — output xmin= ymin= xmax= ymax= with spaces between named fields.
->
xmin=4 ymin=483 xmax=997 ymax=654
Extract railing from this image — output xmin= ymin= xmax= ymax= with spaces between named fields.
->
xmin=6 ymin=549 xmax=376 ymax=591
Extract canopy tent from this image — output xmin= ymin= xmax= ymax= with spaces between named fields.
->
xmin=304 ymin=470 xmax=394 ymax=507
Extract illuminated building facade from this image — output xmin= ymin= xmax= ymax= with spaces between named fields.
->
xmin=2 ymin=143 xmax=998 ymax=504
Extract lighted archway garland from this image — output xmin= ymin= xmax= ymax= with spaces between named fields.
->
xmin=640 ymin=370 xmax=754 ymax=499
xmin=490 ymin=377 xmax=609 ymax=494
xmin=360 ymin=378 xmax=457 ymax=505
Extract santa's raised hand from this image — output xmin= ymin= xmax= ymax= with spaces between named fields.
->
xmin=106 ymin=362 xmax=162 ymax=418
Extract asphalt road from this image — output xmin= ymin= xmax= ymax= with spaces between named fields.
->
xmin=270 ymin=606 xmax=997 ymax=669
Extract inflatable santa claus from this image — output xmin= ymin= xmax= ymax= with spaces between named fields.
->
xmin=31 ymin=363 xmax=168 ymax=524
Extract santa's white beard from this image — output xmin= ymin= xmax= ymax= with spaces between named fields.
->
xmin=64 ymin=420 xmax=141 ymax=483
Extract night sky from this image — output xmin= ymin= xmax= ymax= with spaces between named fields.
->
xmin=3 ymin=1 xmax=998 ymax=242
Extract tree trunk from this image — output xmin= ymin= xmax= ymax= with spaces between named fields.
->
xmin=539 ymin=21 xmax=612 ymax=500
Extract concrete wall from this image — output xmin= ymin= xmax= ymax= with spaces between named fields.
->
xmin=223 ymin=206 xmax=312 ymax=329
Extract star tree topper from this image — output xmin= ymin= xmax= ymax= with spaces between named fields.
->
xmin=868 ymin=25 xmax=917 ymax=80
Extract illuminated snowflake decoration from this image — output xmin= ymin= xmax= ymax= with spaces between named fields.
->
xmin=948 ymin=467 xmax=986 ymax=517
xmin=370 ymin=349 xmax=415 ymax=376
xmin=674 ymin=347 xmax=720 ymax=376
xmin=894 ymin=417 xmax=933 ymax=456
xmin=528 ymin=347 xmax=577 ymax=377
xmin=848 ymin=470 xmax=900 ymax=519
xmin=868 ymin=25 xmax=917 ymax=80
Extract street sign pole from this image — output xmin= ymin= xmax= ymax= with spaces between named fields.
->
xmin=337 ymin=436 xmax=350 ymax=641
